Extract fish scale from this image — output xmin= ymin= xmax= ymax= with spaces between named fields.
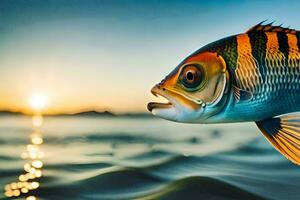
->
xmin=213 ymin=24 xmax=300 ymax=164
xmin=206 ymin=30 xmax=300 ymax=119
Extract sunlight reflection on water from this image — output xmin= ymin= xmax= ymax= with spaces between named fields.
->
xmin=1 ymin=116 xmax=299 ymax=200
xmin=4 ymin=115 xmax=44 ymax=200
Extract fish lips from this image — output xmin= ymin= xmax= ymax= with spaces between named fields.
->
xmin=147 ymin=85 xmax=180 ymax=120
xmin=147 ymin=85 xmax=174 ymax=112
xmin=147 ymin=102 xmax=172 ymax=112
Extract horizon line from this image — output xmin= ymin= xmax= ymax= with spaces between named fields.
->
xmin=0 ymin=109 xmax=151 ymax=116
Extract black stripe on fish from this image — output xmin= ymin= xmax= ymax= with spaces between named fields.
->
xmin=248 ymin=32 xmax=267 ymax=81
xmin=277 ymin=32 xmax=289 ymax=67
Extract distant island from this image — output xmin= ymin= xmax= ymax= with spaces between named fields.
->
xmin=0 ymin=110 xmax=154 ymax=118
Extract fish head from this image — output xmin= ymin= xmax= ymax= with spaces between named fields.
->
xmin=148 ymin=52 xmax=230 ymax=123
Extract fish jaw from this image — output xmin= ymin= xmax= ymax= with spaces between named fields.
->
xmin=147 ymin=84 xmax=203 ymax=122
xmin=150 ymin=104 xmax=178 ymax=121
xmin=147 ymin=85 xmax=178 ymax=120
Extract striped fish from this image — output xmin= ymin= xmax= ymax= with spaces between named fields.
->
xmin=148 ymin=22 xmax=300 ymax=165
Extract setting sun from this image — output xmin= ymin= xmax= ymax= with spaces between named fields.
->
xmin=29 ymin=94 xmax=48 ymax=111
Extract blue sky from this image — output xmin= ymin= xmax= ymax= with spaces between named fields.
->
xmin=0 ymin=0 xmax=299 ymax=113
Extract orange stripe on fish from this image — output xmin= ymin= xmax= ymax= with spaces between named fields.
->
xmin=265 ymin=32 xmax=285 ymax=66
xmin=235 ymin=34 xmax=259 ymax=93
xmin=287 ymin=34 xmax=300 ymax=67
xmin=265 ymin=32 xmax=286 ymax=82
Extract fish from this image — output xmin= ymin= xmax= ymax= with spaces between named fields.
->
xmin=148 ymin=21 xmax=300 ymax=165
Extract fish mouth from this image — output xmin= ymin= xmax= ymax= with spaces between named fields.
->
xmin=147 ymin=86 xmax=174 ymax=112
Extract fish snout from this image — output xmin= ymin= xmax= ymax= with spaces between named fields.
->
xmin=147 ymin=84 xmax=172 ymax=112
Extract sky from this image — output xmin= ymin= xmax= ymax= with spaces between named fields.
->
xmin=0 ymin=0 xmax=299 ymax=114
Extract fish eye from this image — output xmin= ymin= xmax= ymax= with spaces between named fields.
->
xmin=180 ymin=64 xmax=203 ymax=90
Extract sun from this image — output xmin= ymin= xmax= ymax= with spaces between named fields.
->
xmin=29 ymin=94 xmax=48 ymax=111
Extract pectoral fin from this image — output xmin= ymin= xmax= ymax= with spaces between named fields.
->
xmin=233 ymin=85 xmax=253 ymax=102
xmin=256 ymin=114 xmax=300 ymax=165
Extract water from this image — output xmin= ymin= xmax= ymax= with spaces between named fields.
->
xmin=0 ymin=116 xmax=299 ymax=200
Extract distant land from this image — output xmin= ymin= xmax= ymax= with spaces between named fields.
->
xmin=0 ymin=110 xmax=154 ymax=118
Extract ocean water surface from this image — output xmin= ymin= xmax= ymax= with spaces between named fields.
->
xmin=0 ymin=116 xmax=299 ymax=200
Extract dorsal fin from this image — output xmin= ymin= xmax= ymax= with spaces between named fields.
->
xmin=246 ymin=21 xmax=299 ymax=34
